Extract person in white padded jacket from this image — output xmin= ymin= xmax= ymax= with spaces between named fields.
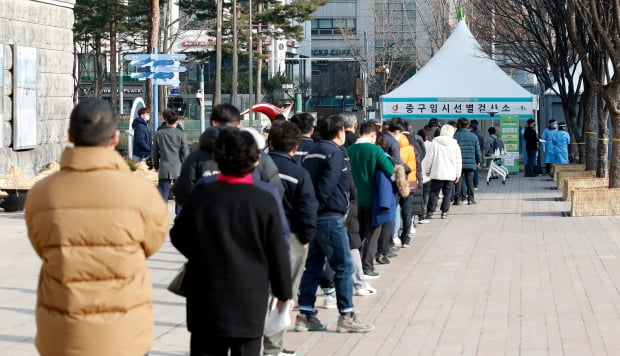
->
xmin=422 ymin=124 xmax=462 ymax=219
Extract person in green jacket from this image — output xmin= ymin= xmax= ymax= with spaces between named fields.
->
xmin=347 ymin=121 xmax=394 ymax=278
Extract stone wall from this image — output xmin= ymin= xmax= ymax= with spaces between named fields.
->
xmin=0 ymin=0 xmax=75 ymax=176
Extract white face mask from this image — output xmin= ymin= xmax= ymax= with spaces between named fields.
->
xmin=143 ymin=114 xmax=150 ymax=121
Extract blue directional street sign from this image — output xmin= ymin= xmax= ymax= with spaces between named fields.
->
xmin=124 ymin=53 xmax=186 ymax=67
xmin=125 ymin=53 xmax=186 ymax=85
xmin=154 ymin=79 xmax=180 ymax=86
xmin=151 ymin=65 xmax=187 ymax=73
xmin=130 ymin=72 xmax=176 ymax=80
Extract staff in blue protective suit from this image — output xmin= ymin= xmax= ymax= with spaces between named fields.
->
xmin=541 ymin=119 xmax=557 ymax=174
xmin=553 ymin=122 xmax=571 ymax=164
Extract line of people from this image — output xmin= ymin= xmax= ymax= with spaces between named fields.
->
xmin=24 ymin=99 xmax=472 ymax=356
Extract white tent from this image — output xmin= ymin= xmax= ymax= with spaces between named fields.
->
xmin=381 ymin=21 xmax=537 ymax=120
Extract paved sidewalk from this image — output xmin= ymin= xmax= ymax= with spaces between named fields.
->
xmin=1 ymin=173 xmax=620 ymax=355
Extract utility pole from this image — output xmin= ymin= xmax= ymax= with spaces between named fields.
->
xmin=248 ymin=0 xmax=254 ymax=125
xmin=199 ymin=63 xmax=206 ymax=133
xmin=231 ymin=0 xmax=238 ymax=106
xmin=214 ymin=0 xmax=223 ymax=105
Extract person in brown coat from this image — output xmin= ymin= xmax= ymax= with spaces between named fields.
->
xmin=24 ymin=99 xmax=169 ymax=356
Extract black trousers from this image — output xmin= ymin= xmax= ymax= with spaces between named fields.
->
xmin=190 ymin=332 xmax=261 ymax=356
xmin=427 ymin=180 xmax=454 ymax=213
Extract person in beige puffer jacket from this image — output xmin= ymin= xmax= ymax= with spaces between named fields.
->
xmin=24 ymin=99 xmax=169 ymax=356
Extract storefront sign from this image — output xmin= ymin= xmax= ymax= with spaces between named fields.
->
xmin=311 ymin=49 xmax=352 ymax=56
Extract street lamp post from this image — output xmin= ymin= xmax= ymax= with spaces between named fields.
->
xmin=199 ymin=63 xmax=205 ymax=133
xmin=248 ymin=0 xmax=254 ymax=126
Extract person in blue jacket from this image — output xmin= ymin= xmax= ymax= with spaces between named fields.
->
xmin=296 ymin=114 xmax=375 ymax=334
xmin=132 ymin=107 xmax=152 ymax=162
xmin=553 ymin=122 xmax=571 ymax=164
xmin=541 ymin=119 xmax=558 ymax=174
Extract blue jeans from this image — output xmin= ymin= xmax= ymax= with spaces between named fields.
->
xmin=158 ymin=179 xmax=171 ymax=202
xmin=298 ymin=215 xmax=354 ymax=314
xmin=473 ymin=167 xmax=479 ymax=188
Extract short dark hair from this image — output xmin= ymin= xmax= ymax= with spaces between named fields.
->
xmin=359 ymin=121 xmax=378 ymax=136
xmin=214 ymin=128 xmax=259 ymax=176
xmin=447 ymin=120 xmax=457 ymax=128
xmin=274 ymin=113 xmax=287 ymax=122
xmin=290 ymin=112 xmax=315 ymax=134
xmin=138 ymin=107 xmax=149 ymax=116
xmin=162 ymin=109 xmax=179 ymax=124
xmin=488 ymin=127 xmax=497 ymax=135
xmin=317 ymin=114 xmax=345 ymax=140
xmin=269 ymin=121 xmax=301 ymax=152
xmin=388 ymin=118 xmax=404 ymax=132
xmin=211 ymin=103 xmax=241 ymax=125
xmin=375 ymin=132 xmax=387 ymax=148
xmin=417 ymin=128 xmax=428 ymax=141
xmin=457 ymin=117 xmax=469 ymax=129
xmin=69 ymin=99 xmax=117 ymax=146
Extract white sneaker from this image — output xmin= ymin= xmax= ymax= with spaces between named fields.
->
xmin=323 ymin=292 xmax=337 ymax=309
xmin=418 ymin=219 xmax=429 ymax=224
xmin=409 ymin=225 xmax=417 ymax=235
xmin=354 ymin=286 xmax=377 ymax=296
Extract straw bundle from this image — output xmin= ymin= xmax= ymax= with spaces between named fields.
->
xmin=553 ymin=164 xmax=586 ymax=182
xmin=32 ymin=162 xmax=61 ymax=183
xmin=562 ymin=177 xmax=609 ymax=201
xmin=556 ymin=170 xmax=596 ymax=191
xmin=133 ymin=161 xmax=158 ymax=185
xmin=0 ymin=165 xmax=35 ymax=189
xmin=570 ymin=188 xmax=620 ymax=216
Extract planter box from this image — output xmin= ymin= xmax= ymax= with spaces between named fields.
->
xmin=556 ymin=170 xmax=596 ymax=191
xmin=571 ymin=188 xmax=620 ymax=216
xmin=0 ymin=189 xmax=29 ymax=212
xmin=553 ymin=164 xmax=586 ymax=182
xmin=562 ymin=177 xmax=609 ymax=201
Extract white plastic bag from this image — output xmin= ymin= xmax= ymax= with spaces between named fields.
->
xmin=264 ymin=300 xmax=292 ymax=337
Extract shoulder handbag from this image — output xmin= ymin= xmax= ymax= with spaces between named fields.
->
xmin=167 ymin=263 xmax=187 ymax=297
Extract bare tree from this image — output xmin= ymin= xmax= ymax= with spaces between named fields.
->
xmin=566 ymin=0 xmax=620 ymax=187
xmin=470 ymin=0 xmax=591 ymax=165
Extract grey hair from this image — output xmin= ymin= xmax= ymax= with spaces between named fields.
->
xmin=341 ymin=112 xmax=358 ymax=129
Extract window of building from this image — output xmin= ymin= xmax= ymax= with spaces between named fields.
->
xmin=311 ymin=18 xmax=356 ymax=35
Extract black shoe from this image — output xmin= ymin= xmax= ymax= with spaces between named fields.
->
xmin=376 ymin=255 xmax=390 ymax=264
xmin=386 ymin=251 xmax=398 ymax=258
xmin=425 ymin=212 xmax=435 ymax=219
xmin=468 ymin=200 xmax=476 ymax=205
xmin=453 ymin=199 xmax=460 ymax=206
xmin=441 ymin=212 xmax=448 ymax=219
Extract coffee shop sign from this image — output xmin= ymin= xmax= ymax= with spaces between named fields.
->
xmin=311 ymin=49 xmax=352 ymax=56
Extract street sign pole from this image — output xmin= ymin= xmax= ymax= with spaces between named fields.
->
xmin=152 ymin=47 xmax=158 ymax=138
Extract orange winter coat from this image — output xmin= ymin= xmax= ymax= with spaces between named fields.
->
xmin=24 ymin=147 xmax=168 ymax=356
xmin=398 ymin=134 xmax=417 ymax=183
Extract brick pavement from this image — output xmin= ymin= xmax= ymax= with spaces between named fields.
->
xmin=1 ymin=173 xmax=620 ymax=355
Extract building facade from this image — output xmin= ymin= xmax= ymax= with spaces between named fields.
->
xmin=0 ymin=0 xmax=76 ymax=176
